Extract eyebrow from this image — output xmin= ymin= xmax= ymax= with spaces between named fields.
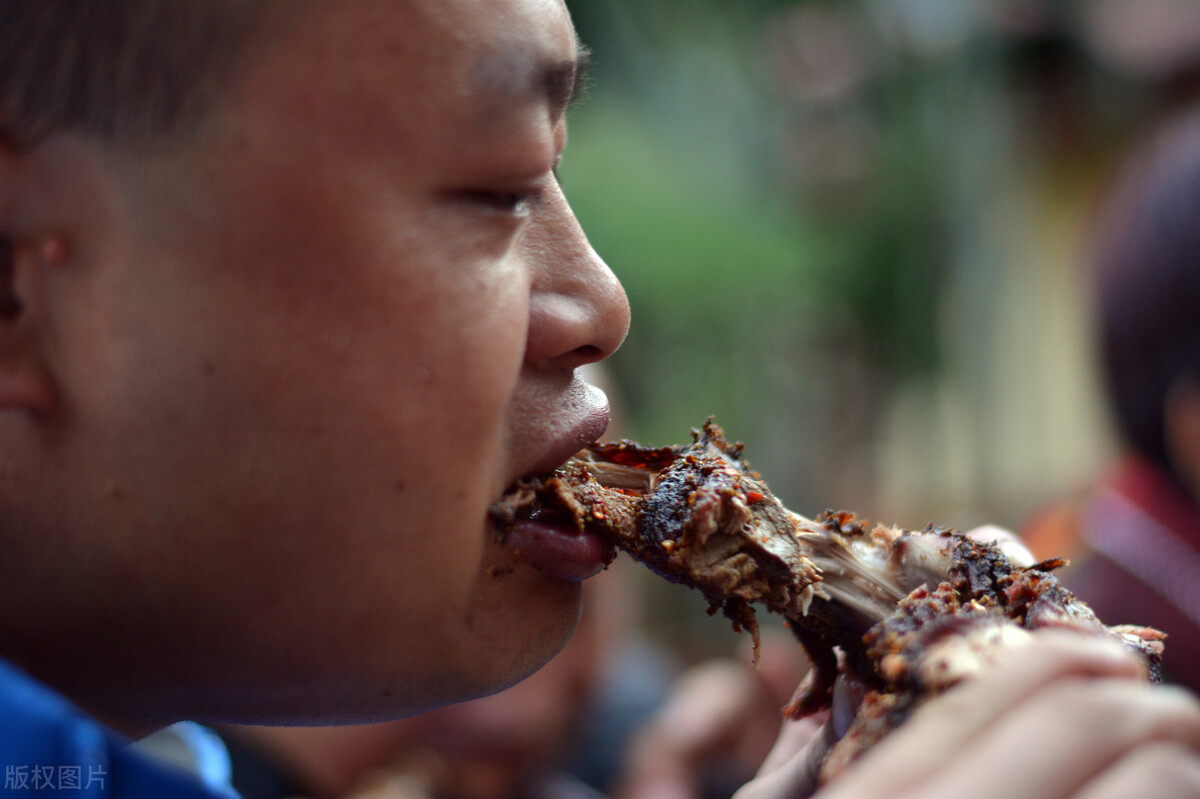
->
xmin=543 ymin=44 xmax=591 ymax=120
xmin=473 ymin=42 xmax=592 ymax=125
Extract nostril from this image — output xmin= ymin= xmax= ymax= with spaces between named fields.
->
xmin=549 ymin=344 xmax=606 ymax=371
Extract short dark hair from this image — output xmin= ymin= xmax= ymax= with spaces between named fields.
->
xmin=0 ymin=0 xmax=297 ymax=148
xmin=1091 ymin=107 xmax=1200 ymax=481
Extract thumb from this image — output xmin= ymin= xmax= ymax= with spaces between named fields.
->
xmin=733 ymin=715 xmax=834 ymax=799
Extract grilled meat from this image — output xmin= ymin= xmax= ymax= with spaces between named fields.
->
xmin=490 ymin=420 xmax=1166 ymax=780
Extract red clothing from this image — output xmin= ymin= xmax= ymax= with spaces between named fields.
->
xmin=1022 ymin=457 xmax=1200 ymax=693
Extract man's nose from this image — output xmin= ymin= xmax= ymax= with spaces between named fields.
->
xmin=522 ymin=184 xmax=630 ymax=371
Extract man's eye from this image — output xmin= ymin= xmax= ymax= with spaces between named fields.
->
xmin=459 ymin=189 xmax=537 ymax=217
xmin=494 ymin=191 xmax=534 ymax=216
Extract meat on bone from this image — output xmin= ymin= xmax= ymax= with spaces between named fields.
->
xmin=490 ymin=420 xmax=1165 ymax=781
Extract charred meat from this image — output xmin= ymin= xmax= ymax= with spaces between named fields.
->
xmin=490 ymin=420 xmax=1165 ymax=780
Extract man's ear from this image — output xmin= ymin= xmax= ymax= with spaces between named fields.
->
xmin=0 ymin=150 xmax=61 ymax=416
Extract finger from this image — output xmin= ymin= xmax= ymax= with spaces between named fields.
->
xmin=1074 ymin=742 xmax=1200 ymax=799
xmin=650 ymin=661 xmax=761 ymax=755
xmin=920 ymin=681 xmax=1200 ymax=799
xmin=733 ymin=720 xmax=834 ymax=799
xmin=965 ymin=524 xmax=1035 ymax=568
xmin=823 ymin=633 xmax=1143 ymax=796
xmin=756 ymin=713 xmax=828 ymax=776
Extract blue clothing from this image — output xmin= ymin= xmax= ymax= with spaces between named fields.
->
xmin=0 ymin=658 xmax=236 ymax=798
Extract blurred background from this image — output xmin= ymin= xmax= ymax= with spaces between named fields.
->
xmin=562 ymin=0 xmax=1200 ymax=655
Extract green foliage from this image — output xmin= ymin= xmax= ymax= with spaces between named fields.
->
xmin=561 ymin=0 xmax=1175 ymax=489
xmin=566 ymin=97 xmax=845 ymax=442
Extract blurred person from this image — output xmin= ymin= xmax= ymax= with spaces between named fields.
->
xmin=1 ymin=2 xmax=1199 ymax=799
xmin=1023 ymin=106 xmax=1200 ymax=692
xmin=611 ymin=631 xmax=810 ymax=799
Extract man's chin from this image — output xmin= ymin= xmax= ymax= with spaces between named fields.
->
xmin=457 ymin=574 xmax=584 ymax=692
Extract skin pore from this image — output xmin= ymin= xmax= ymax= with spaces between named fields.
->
xmin=0 ymin=0 xmax=628 ymax=735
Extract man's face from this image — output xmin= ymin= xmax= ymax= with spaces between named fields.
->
xmin=13 ymin=0 xmax=629 ymax=725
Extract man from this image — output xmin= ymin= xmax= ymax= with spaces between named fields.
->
xmin=1 ymin=2 xmax=1198 ymax=797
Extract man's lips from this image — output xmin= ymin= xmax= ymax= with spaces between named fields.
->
xmin=494 ymin=379 xmax=615 ymax=581
xmin=523 ymin=380 xmax=612 ymax=478
xmin=498 ymin=518 xmax=615 ymax=582
xmin=491 ymin=481 xmax=615 ymax=582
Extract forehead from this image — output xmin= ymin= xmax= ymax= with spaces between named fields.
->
xmin=265 ymin=0 xmax=577 ymax=112
xmin=204 ymin=0 xmax=582 ymax=172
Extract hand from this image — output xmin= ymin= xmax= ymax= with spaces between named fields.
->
xmin=819 ymin=633 xmax=1200 ymax=799
xmin=613 ymin=633 xmax=809 ymax=799
xmin=613 ymin=661 xmax=788 ymax=799
xmin=734 ymin=526 xmax=1200 ymax=798
xmin=737 ymin=634 xmax=1200 ymax=798
xmin=731 ymin=677 xmax=862 ymax=799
